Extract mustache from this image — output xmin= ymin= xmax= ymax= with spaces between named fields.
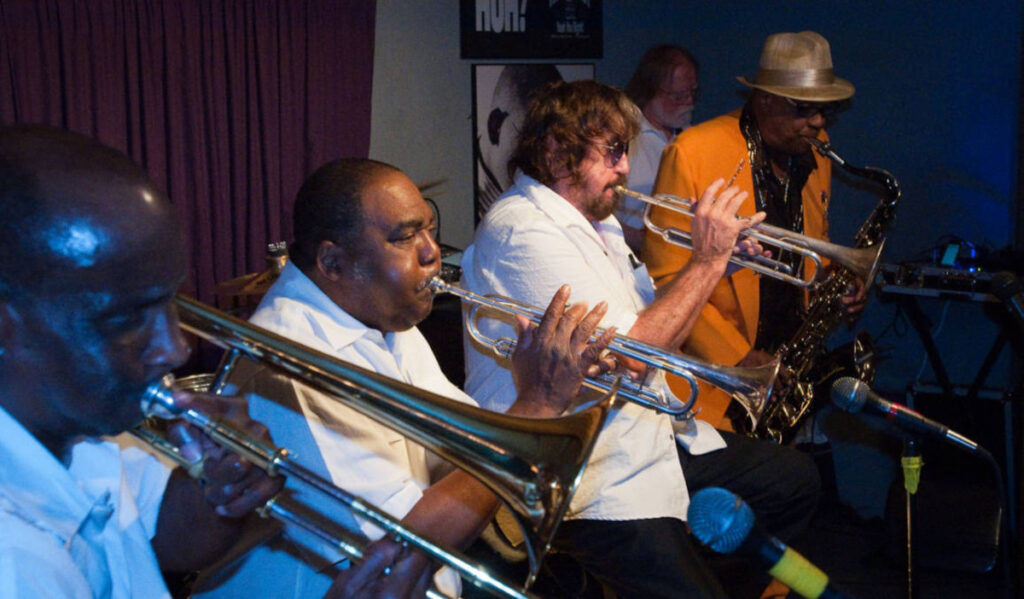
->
xmin=608 ymin=174 xmax=628 ymax=191
xmin=416 ymin=270 xmax=441 ymax=292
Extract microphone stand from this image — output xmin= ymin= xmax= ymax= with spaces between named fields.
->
xmin=900 ymin=438 xmax=922 ymax=599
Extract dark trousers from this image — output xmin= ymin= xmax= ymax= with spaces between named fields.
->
xmin=680 ymin=430 xmax=821 ymax=542
xmin=550 ymin=431 xmax=821 ymax=598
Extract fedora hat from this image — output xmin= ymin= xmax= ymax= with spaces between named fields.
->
xmin=738 ymin=31 xmax=854 ymax=102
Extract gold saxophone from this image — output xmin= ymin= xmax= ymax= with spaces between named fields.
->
xmin=748 ymin=139 xmax=901 ymax=442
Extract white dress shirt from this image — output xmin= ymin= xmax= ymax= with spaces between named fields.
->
xmin=462 ymin=173 xmax=724 ymax=524
xmin=196 ymin=261 xmax=463 ymax=598
xmin=615 ymin=112 xmax=674 ymax=231
xmin=0 ymin=406 xmax=171 ymax=599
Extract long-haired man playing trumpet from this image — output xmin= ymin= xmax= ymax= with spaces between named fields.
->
xmin=462 ymin=80 xmax=821 ymax=598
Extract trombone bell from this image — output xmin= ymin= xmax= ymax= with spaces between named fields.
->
xmin=171 ymin=294 xmax=611 ymax=590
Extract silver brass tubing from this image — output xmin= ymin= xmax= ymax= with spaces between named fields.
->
xmin=616 ymin=185 xmax=884 ymax=289
xmin=432 ymin=278 xmax=780 ymax=428
xmin=139 ymin=376 xmax=531 ymax=599
xmin=131 ymin=424 xmax=450 ymax=599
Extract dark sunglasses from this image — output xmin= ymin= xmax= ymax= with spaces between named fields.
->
xmin=659 ymin=85 xmax=701 ymax=105
xmin=596 ymin=140 xmax=629 ymax=166
xmin=784 ymin=97 xmax=842 ymax=119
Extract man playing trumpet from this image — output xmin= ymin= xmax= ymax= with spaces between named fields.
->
xmin=462 ymin=79 xmax=821 ymax=598
xmin=195 ymin=158 xmax=616 ymax=599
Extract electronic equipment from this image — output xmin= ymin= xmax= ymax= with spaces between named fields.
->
xmin=875 ymin=262 xmax=997 ymax=302
xmin=440 ymin=244 xmax=463 ymax=283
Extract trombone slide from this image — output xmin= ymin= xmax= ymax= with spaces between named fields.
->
xmin=138 ymin=376 xmax=533 ymax=599
xmin=131 ymin=425 xmax=453 ymax=599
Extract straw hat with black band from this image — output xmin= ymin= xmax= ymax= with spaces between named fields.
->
xmin=738 ymin=31 xmax=854 ymax=103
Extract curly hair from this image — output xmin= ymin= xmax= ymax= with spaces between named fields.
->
xmin=508 ymin=80 xmax=640 ymax=188
xmin=623 ymin=44 xmax=699 ymax=110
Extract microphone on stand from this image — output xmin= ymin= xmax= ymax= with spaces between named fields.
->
xmin=830 ymin=377 xmax=978 ymax=452
xmin=688 ymin=487 xmax=851 ymax=599
xmin=991 ymin=271 xmax=1024 ymax=333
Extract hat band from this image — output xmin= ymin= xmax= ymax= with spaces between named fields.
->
xmin=754 ymin=67 xmax=835 ymax=88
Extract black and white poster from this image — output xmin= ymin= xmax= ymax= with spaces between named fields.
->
xmin=472 ymin=63 xmax=594 ymax=220
xmin=460 ymin=1 xmax=602 ymax=59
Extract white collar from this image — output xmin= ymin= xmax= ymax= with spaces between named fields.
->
xmin=0 ymin=406 xmax=106 ymax=543
xmin=512 ymin=172 xmax=626 ymax=251
xmin=255 ymin=262 xmax=393 ymax=353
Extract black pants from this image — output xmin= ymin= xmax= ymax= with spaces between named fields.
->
xmin=550 ymin=431 xmax=821 ymax=599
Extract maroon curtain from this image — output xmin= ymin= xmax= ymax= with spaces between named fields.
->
xmin=0 ymin=0 xmax=376 ymax=307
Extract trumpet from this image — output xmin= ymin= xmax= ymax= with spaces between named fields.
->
xmin=432 ymin=278 xmax=779 ymax=427
xmin=614 ymin=185 xmax=884 ymax=288
xmin=140 ymin=295 xmax=613 ymax=597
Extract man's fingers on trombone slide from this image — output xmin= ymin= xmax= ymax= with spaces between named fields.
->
xmin=324 ymin=537 xmax=409 ymax=598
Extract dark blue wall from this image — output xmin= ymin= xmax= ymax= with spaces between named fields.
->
xmin=601 ymin=1 xmax=1022 ymax=394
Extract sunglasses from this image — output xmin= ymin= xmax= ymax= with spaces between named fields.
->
xmin=783 ymin=97 xmax=842 ymax=119
xmin=659 ymin=85 xmax=701 ymax=105
xmin=596 ymin=140 xmax=630 ymax=167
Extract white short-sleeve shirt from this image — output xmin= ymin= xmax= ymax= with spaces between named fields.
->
xmin=0 ymin=406 xmax=172 ymax=599
xmin=195 ymin=262 xmax=464 ymax=598
xmin=462 ymin=173 xmax=724 ymax=523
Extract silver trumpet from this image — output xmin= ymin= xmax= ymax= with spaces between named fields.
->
xmin=432 ymin=278 xmax=779 ymax=427
xmin=137 ymin=295 xmax=614 ymax=598
xmin=614 ymin=185 xmax=884 ymax=288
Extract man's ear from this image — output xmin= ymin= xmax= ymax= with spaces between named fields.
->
xmin=544 ymin=135 xmax=570 ymax=180
xmin=315 ymin=240 xmax=347 ymax=281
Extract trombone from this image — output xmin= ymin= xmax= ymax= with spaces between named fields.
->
xmin=432 ymin=278 xmax=779 ymax=428
xmin=137 ymin=295 xmax=613 ymax=598
xmin=614 ymin=185 xmax=884 ymax=288
xmin=132 ymin=422 xmax=456 ymax=599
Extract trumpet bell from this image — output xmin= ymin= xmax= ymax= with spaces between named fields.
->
xmin=616 ymin=185 xmax=881 ymax=289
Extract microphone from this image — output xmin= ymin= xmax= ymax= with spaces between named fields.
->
xmin=830 ymin=377 xmax=978 ymax=452
xmin=991 ymin=271 xmax=1024 ymax=332
xmin=688 ymin=487 xmax=849 ymax=599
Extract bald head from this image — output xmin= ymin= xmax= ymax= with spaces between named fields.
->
xmin=0 ymin=125 xmax=182 ymax=299
xmin=0 ymin=126 xmax=189 ymax=455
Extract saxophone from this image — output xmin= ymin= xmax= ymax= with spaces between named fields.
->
xmin=749 ymin=139 xmax=901 ymax=442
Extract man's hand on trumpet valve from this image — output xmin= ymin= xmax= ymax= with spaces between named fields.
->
xmin=165 ymin=390 xmax=285 ymax=517
xmin=509 ymin=284 xmax=615 ymax=417
xmin=324 ymin=536 xmax=432 ymax=599
xmin=688 ymin=178 xmax=765 ymax=269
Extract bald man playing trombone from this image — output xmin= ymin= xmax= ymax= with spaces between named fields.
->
xmin=194 ymin=158 xmax=616 ymax=599
xmin=0 ymin=125 xmax=286 ymax=598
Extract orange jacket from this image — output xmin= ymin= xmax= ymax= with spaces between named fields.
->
xmin=643 ymin=109 xmax=832 ymax=427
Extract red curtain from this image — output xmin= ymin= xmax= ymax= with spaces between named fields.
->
xmin=0 ymin=0 xmax=376 ymax=306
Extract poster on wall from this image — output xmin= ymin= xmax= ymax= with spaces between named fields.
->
xmin=472 ymin=63 xmax=594 ymax=221
xmin=460 ymin=1 xmax=602 ymax=59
